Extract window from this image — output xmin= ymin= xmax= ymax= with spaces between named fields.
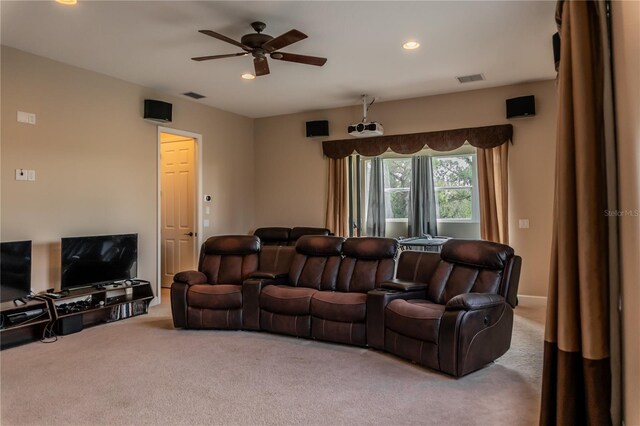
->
xmin=431 ymin=154 xmax=479 ymax=222
xmin=352 ymin=149 xmax=480 ymax=237
xmin=383 ymin=158 xmax=411 ymax=219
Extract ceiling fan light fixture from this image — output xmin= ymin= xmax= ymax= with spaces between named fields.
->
xmin=402 ymin=40 xmax=420 ymax=50
xmin=56 ymin=0 xmax=78 ymax=5
xmin=241 ymin=73 xmax=256 ymax=80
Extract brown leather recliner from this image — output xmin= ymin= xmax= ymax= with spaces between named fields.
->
xmin=310 ymin=237 xmax=397 ymax=346
xmin=253 ymin=227 xmax=291 ymax=246
xmin=287 ymin=227 xmax=331 ymax=245
xmin=375 ymin=239 xmax=521 ymax=377
xmin=252 ymin=235 xmax=345 ymax=338
xmin=253 ymin=227 xmax=331 ymax=246
xmin=170 ymin=235 xmax=260 ymax=329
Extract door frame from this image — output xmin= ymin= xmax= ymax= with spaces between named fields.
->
xmin=156 ymin=126 xmax=203 ymax=305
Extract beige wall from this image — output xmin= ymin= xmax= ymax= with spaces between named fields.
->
xmin=255 ymin=80 xmax=557 ymax=297
xmin=1 ymin=46 xmax=255 ymax=296
xmin=612 ymin=1 xmax=640 ymax=424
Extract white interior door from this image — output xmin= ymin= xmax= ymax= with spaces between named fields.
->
xmin=160 ymin=136 xmax=196 ymax=287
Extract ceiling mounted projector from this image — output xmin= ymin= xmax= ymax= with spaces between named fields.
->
xmin=348 ymin=95 xmax=384 ymax=137
xmin=348 ymin=122 xmax=384 ymax=137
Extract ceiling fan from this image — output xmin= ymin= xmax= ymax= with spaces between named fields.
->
xmin=192 ymin=21 xmax=327 ymax=77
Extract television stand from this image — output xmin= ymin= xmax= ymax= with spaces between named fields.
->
xmin=0 ymin=298 xmax=52 ymax=349
xmin=40 ymin=280 xmax=154 ymax=336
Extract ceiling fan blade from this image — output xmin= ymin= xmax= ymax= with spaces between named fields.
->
xmin=262 ymin=29 xmax=307 ymax=52
xmin=199 ymin=30 xmax=251 ymax=51
xmin=191 ymin=52 xmax=248 ymax=61
xmin=254 ymin=57 xmax=270 ymax=76
xmin=270 ymin=52 xmax=327 ymax=67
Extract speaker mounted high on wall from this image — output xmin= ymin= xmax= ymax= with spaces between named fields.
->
xmin=144 ymin=99 xmax=172 ymax=123
xmin=506 ymin=95 xmax=535 ymax=119
xmin=552 ymin=32 xmax=561 ymax=72
xmin=306 ymin=120 xmax=329 ymax=138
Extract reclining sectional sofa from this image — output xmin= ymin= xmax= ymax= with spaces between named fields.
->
xmin=253 ymin=226 xmax=331 ymax=246
xmin=171 ymin=234 xmax=521 ymax=377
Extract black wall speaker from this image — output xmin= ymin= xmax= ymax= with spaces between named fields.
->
xmin=306 ymin=120 xmax=329 ymax=137
xmin=144 ymin=99 xmax=172 ymax=123
xmin=552 ymin=32 xmax=561 ymax=71
xmin=506 ymin=95 xmax=536 ymax=119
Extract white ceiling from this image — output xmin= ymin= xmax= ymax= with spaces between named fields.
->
xmin=1 ymin=1 xmax=558 ymax=118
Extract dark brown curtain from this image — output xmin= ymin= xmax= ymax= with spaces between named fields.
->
xmin=322 ymin=125 xmax=512 ymax=159
xmin=541 ymin=1 xmax=613 ymax=425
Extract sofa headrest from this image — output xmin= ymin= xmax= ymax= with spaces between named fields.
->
xmin=342 ymin=237 xmax=398 ymax=260
xmin=295 ymin=235 xmax=344 ymax=256
xmin=289 ymin=227 xmax=331 ymax=240
xmin=440 ymin=239 xmax=514 ymax=270
xmin=253 ymin=227 xmax=291 ymax=242
xmin=203 ymin=235 xmax=261 ymax=256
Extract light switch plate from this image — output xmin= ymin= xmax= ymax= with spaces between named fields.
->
xmin=27 ymin=170 xmax=36 ymax=181
xmin=203 ymin=219 xmax=210 ymax=228
xmin=518 ymin=219 xmax=530 ymax=229
xmin=17 ymin=111 xmax=36 ymax=125
xmin=15 ymin=169 xmax=27 ymax=181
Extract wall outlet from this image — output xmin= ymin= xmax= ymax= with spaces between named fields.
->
xmin=518 ymin=219 xmax=530 ymax=229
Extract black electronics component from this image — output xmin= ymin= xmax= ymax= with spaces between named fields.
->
xmin=144 ymin=99 xmax=172 ymax=123
xmin=0 ymin=240 xmax=32 ymax=303
xmin=506 ymin=95 xmax=536 ymax=119
xmin=60 ymin=234 xmax=138 ymax=290
xmin=55 ymin=315 xmax=83 ymax=335
xmin=306 ymin=120 xmax=329 ymax=137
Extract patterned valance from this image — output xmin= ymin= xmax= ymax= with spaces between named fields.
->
xmin=322 ymin=124 xmax=513 ymax=159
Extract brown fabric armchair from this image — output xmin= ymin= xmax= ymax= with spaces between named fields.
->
xmin=170 ymin=235 xmax=260 ymax=329
xmin=377 ymin=239 xmax=522 ymax=377
xmin=310 ymin=237 xmax=398 ymax=346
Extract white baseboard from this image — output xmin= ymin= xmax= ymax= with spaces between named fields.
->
xmin=517 ymin=294 xmax=548 ymax=306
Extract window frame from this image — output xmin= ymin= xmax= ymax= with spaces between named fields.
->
xmin=431 ymin=152 xmax=480 ymax=224
xmin=350 ymin=145 xmax=480 ymax=237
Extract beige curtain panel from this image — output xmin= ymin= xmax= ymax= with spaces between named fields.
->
xmin=325 ymin=157 xmax=349 ymax=237
xmin=477 ymin=143 xmax=509 ymax=244
xmin=540 ymin=1 xmax=613 ymax=425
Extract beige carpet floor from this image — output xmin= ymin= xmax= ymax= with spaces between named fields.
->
xmin=1 ymin=290 xmax=546 ymax=425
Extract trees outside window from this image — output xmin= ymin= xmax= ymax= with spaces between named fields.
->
xmin=383 ymin=158 xmax=411 ymax=219
xmin=358 ymin=152 xmax=479 ymax=237
xmin=431 ymin=155 xmax=477 ymax=220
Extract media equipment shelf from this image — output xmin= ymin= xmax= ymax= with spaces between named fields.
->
xmin=41 ymin=280 xmax=154 ymax=333
xmin=0 ymin=298 xmax=52 ymax=349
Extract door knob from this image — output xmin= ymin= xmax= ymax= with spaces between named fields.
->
xmin=184 ymin=232 xmax=194 ymax=237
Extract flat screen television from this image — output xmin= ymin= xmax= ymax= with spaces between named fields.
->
xmin=61 ymin=234 xmax=137 ymax=290
xmin=1 ymin=240 xmax=32 ymax=302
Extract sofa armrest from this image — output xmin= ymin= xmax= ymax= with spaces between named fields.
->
xmin=366 ymin=288 xmax=428 ymax=350
xmin=173 ymin=270 xmax=207 ymax=285
xmin=445 ymin=293 xmax=505 ymax=311
xmin=242 ymin=276 xmax=288 ymax=330
xmin=249 ymin=271 xmax=288 ymax=279
xmin=380 ymin=279 xmax=428 ymax=292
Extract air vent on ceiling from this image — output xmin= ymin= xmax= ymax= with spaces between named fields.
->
xmin=456 ymin=74 xmax=485 ymax=84
xmin=183 ymin=91 xmax=206 ymax=99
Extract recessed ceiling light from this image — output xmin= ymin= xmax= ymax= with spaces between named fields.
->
xmin=402 ymin=41 xmax=420 ymax=50
xmin=56 ymin=0 xmax=78 ymax=5
xmin=241 ymin=73 xmax=255 ymax=80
